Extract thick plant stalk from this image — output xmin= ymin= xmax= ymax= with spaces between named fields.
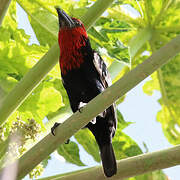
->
xmin=0 ymin=0 xmax=11 ymax=25
xmin=37 ymin=145 xmax=180 ymax=180
xmin=0 ymin=0 xmax=114 ymax=125
xmin=81 ymin=0 xmax=114 ymax=29
xmin=2 ymin=34 xmax=180 ymax=179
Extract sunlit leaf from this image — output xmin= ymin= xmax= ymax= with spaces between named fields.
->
xmin=57 ymin=141 xmax=85 ymax=166
xmin=74 ymin=129 xmax=101 ymax=163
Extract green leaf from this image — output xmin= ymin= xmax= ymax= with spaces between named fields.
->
xmin=1 ymin=0 xmax=17 ymax=29
xmin=28 ymin=10 xmax=58 ymax=47
xmin=41 ymin=155 xmax=51 ymax=168
xmin=117 ymin=109 xmax=132 ymax=130
xmin=128 ymin=28 xmax=152 ymax=60
xmin=0 ymin=1 xmax=65 ymax=128
xmin=113 ymin=131 xmax=142 ymax=160
xmin=126 ymin=170 xmax=168 ymax=180
xmin=107 ymin=0 xmax=180 ymax=147
xmin=74 ymin=129 xmax=101 ymax=163
xmin=143 ymin=57 xmax=180 ymax=146
xmin=106 ymin=41 xmax=130 ymax=64
xmin=88 ymin=27 xmax=109 ymax=43
xmin=18 ymin=79 xmax=63 ymax=125
xmin=108 ymin=5 xmax=143 ymax=28
xmin=143 ymin=72 xmax=160 ymax=95
xmin=143 ymin=54 xmax=180 ymax=145
xmin=156 ymin=56 xmax=180 ymax=145
xmin=57 ymin=141 xmax=85 ymax=166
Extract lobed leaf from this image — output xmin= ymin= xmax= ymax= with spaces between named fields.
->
xmin=57 ymin=141 xmax=85 ymax=166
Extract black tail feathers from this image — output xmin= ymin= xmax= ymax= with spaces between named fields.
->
xmin=100 ymin=143 xmax=117 ymax=177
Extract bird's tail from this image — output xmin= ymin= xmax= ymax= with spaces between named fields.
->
xmin=100 ymin=143 xmax=117 ymax=177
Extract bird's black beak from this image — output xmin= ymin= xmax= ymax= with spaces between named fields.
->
xmin=55 ymin=7 xmax=75 ymax=29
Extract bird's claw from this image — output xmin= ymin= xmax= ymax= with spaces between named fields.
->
xmin=65 ymin=139 xmax=70 ymax=144
xmin=51 ymin=122 xmax=61 ymax=136
xmin=51 ymin=122 xmax=70 ymax=144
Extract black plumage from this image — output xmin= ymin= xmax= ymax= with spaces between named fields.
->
xmin=52 ymin=7 xmax=117 ymax=177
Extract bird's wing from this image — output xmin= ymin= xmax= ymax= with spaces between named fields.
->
xmin=92 ymin=51 xmax=117 ymax=131
xmin=93 ymin=51 xmax=112 ymax=89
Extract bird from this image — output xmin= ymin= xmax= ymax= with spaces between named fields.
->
xmin=51 ymin=7 xmax=117 ymax=177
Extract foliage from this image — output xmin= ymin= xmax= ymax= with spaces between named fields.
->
xmin=57 ymin=141 xmax=85 ymax=166
xmin=0 ymin=0 xmax=179 ymax=179
xmin=126 ymin=170 xmax=168 ymax=180
xmin=109 ymin=0 xmax=180 ymax=145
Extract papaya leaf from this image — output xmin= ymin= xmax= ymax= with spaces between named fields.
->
xmin=57 ymin=141 xmax=85 ymax=166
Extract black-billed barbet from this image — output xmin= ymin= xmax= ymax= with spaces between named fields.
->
xmin=52 ymin=7 xmax=117 ymax=177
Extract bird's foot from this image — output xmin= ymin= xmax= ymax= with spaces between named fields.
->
xmin=51 ymin=122 xmax=60 ymax=136
xmin=65 ymin=139 xmax=70 ymax=144
xmin=51 ymin=122 xmax=70 ymax=144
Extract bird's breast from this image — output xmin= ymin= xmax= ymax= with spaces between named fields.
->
xmin=59 ymin=33 xmax=88 ymax=75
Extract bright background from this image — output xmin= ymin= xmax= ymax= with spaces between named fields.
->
xmin=16 ymin=3 xmax=180 ymax=180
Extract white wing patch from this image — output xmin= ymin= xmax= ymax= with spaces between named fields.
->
xmin=78 ymin=101 xmax=105 ymax=124
xmin=93 ymin=52 xmax=112 ymax=88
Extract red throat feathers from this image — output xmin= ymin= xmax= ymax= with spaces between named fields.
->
xmin=58 ymin=23 xmax=88 ymax=74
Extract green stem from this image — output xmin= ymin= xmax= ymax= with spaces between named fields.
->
xmin=3 ymin=34 xmax=180 ymax=179
xmin=0 ymin=0 xmax=115 ymax=125
xmin=128 ymin=27 xmax=152 ymax=61
xmin=157 ymin=69 xmax=175 ymax=120
xmin=157 ymin=69 xmax=169 ymax=106
xmin=37 ymin=145 xmax=180 ymax=180
xmin=135 ymin=0 xmax=144 ymax=19
xmin=157 ymin=26 xmax=180 ymax=33
xmin=153 ymin=0 xmax=172 ymax=27
xmin=144 ymin=0 xmax=152 ymax=26
xmin=81 ymin=0 xmax=114 ymax=29
xmin=150 ymin=41 xmax=175 ymax=121
xmin=0 ymin=0 xmax=12 ymax=26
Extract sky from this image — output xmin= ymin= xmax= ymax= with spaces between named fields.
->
xmin=16 ymin=3 xmax=180 ymax=180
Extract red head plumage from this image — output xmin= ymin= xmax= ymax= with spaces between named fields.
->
xmin=56 ymin=8 xmax=89 ymax=74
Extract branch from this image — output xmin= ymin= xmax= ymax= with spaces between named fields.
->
xmin=81 ymin=0 xmax=114 ymax=29
xmin=0 ymin=0 xmax=115 ymax=125
xmin=37 ymin=145 xmax=180 ymax=180
xmin=0 ymin=0 xmax=11 ymax=26
xmin=2 ymin=34 xmax=180 ymax=179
